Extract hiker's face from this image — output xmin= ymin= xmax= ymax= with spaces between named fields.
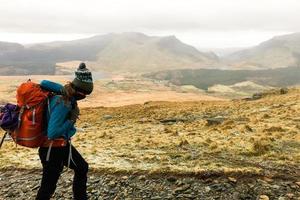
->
xmin=65 ymin=82 xmax=87 ymax=101
xmin=74 ymin=91 xmax=86 ymax=100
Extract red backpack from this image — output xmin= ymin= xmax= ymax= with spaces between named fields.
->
xmin=1 ymin=80 xmax=67 ymax=149
xmin=10 ymin=80 xmax=50 ymax=148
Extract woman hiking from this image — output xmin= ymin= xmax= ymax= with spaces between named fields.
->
xmin=36 ymin=63 xmax=93 ymax=200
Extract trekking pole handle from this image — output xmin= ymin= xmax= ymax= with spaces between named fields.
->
xmin=0 ymin=132 xmax=8 ymax=149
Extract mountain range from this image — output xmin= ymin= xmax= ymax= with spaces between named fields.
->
xmin=226 ymin=32 xmax=300 ymax=69
xmin=0 ymin=32 xmax=218 ymax=75
xmin=0 ymin=32 xmax=300 ymax=75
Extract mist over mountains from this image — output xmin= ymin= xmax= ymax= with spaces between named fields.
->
xmin=145 ymin=32 xmax=300 ymax=91
xmin=226 ymin=32 xmax=300 ymax=69
xmin=0 ymin=32 xmax=218 ymax=75
xmin=0 ymin=32 xmax=300 ymax=75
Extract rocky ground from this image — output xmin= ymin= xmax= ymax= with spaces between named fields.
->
xmin=0 ymin=85 xmax=299 ymax=199
xmin=0 ymin=169 xmax=299 ymax=200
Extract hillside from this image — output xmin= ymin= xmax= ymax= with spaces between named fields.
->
xmin=144 ymin=66 xmax=300 ymax=90
xmin=0 ymin=42 xmax=28 ymax=74
xmin=0 ymin=88 xmax=299 ymax=199
xmin=207 ymin=81 xmax=273 ymax=98
xmin=0 ymin=33 xmax=219 ymax=75
xmin=0 ymin=75 xmax=222 ymax=108
xmin=226 ymin=32 xmax=300 ymax=69
xmin=0 ymin=41 xmax=24 ymax=53
xmin=88 ymin=33 xmax=218 ymax=72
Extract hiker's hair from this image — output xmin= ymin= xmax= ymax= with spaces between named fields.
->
xmin=62 ymin=82 xmax=76 ymax=103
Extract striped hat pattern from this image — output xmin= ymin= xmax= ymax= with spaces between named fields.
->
xmin=72 ymin=62 xmax=93 ymax=95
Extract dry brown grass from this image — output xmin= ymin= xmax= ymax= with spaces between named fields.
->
xmin=251 ymin=139 xmax=272 ymax=156
xmin=0 ymin=75 xmax=223 ymax=107
xmin=0 ymin=79 xmax=299 ymax=177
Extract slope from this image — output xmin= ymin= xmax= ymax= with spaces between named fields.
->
xmin=226 ymin=32 xmax=300 ymax=69
xmin=0 ymin=33 xmax=219 ymax=75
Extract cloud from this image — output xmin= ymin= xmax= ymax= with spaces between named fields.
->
xmin=0 ymin=0 xmax=300 ymax=33
xmin=0 ymin=0 xmax=299 ymax=48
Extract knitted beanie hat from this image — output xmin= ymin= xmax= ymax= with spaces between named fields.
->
xmin=71 ymin=63 xmax=93 ymax=95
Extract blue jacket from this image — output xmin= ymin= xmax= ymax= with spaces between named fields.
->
xmin=40 ymin=80 xmax=76 ymax=140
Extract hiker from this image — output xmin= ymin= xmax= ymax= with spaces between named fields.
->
xmin=36 ymin=63 xmax=93 ymax=200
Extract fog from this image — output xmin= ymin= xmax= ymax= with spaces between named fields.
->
xmin=0 ymin=0 xmax=299 ymax=48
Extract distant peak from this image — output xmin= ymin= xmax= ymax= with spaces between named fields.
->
xmin=158 ymin=35 xmax=181 ymax=44
xmin=163 ymin=35 xmax=178 ymax=40
xmin=121 ymin=32 xmax=147 ymax=36
xmin=269 ymin=32 xmax=300 ymax=41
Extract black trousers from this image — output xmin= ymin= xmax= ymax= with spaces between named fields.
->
xmin=36 ymin=144 xmax=89 ymax=200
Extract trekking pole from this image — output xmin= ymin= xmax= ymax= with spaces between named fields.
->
xmin=0 ymin=131 xmax=8 ymax=148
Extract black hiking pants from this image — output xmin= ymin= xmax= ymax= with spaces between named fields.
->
xmin=36 ymin=143 xmax=88 ymax=200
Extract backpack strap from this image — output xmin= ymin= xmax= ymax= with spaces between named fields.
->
xmin=32 ymin=107 xmax=36 ymax=125
xmin=17 ymin=106 xmax=25 ymax=128
xmin=68 ymin=139 xmax=77 ymax=167
xmin=63 ymin=139 xmax=77 ymax=172
xmin=47 ymin=97 xmax=51 ymax=115
xmin=15 ymin=105 xmax=25 ymax=147
xmin=46 ymin=141 xmax=53 ymax=162
xmin=67 ymin=140 xmax=72 ymax=171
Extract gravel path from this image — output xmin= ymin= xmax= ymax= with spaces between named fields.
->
xmin=0 ymin=169 xmax=299 ymax=200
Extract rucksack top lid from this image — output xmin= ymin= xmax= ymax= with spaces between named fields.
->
xmin=16 ymin=80 xmax=50 ymax=108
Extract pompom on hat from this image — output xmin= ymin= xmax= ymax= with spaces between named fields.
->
xmin=71 ymin=62 xmax=93 ymax=95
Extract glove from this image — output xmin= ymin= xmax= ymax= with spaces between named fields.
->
xmin=69 ymin=105 xmax=80 ymax=124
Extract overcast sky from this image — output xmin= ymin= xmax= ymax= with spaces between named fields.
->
xmin=0 ymin=0 xmax=299 ymax=48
